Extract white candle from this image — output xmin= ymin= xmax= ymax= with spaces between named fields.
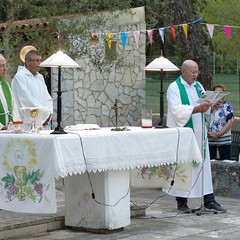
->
xmin=141 ymin=119 xmax=152 ymax=128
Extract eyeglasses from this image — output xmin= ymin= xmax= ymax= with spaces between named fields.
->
xmin=29 ymin=59 xmax=42 ymax=63
xmin=190 ymin=71 xmax=200 ymax=75
xmin=0 ymin=64 xmax=7 ymax=68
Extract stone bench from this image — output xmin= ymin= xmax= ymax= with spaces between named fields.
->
xmin=211 ymin=160 xmax=240 ymax=198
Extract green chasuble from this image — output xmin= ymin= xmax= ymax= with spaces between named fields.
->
xmin=0 ymin=77 xmax=13 ymax=125
xmin=175 ymin=76 xmax=202 ymax=130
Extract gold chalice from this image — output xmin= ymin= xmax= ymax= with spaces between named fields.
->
xmin=14 ymin=166 xmax=27 ymax=201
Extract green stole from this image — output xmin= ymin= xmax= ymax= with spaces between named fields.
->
xmin=0 ymin=77 xmax=13 ymax=125
xmin=175 ymin=76 xmax=202 ymax=130
xmin=176 ymin=77 xmax=207 ymax=161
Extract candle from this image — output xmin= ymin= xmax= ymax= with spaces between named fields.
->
xmin=141 ymin=119 xmax=152 ymax=128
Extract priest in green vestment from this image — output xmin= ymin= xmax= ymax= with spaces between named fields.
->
xmin=163 ymin=59 xmax=226 ymax=213
xmin=0 ymin=53 xmax=20 ymax=130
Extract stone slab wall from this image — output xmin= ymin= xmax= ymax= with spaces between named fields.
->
xmin=51 ymin=7 xmax=146 ymax=128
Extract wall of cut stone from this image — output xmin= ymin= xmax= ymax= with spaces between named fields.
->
xmin=51 ymin=7 xmax=146 ymax=129
xmin=211 ymin=161 xmax=240 ymax=198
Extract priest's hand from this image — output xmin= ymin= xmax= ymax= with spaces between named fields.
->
xmin=192 ymin=102 xmax=211 ymax=114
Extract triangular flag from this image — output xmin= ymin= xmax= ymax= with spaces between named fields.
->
xmin=206 ymin=24 xmax=215 ymax=38
xmin=192 ymin=17 xmax=202 ymax=24
xmin=224 ymin=25 xmax=232 ymax=40
xmin=90 ymin=33 xmax=98 ymax=49
xmin=147 ymin=30 xmax=153 ymax=45
xmin=182 ymin=23 xmax=188 ymax=39
xmin=106 ymin=33 xmax=112 ymax=49
xmin=158 ymin=28 xmax=164 ymax=44
xmin=133 ymin=31 xmax=140 ymax=49
xmin=91 ymin=33 xmax=98 ymax=41
xmin=170 ymin=26 xmax=176 ymax=42
xmin=120 ymin=32 xmax=128 ymax=48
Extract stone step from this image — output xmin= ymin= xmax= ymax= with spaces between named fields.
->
xmin=0 ymin=216 xmax=65 ymax=240
xmin=0 ymin=204 xmax=146 ymax=239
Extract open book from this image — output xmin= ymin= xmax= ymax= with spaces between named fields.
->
xmin=196 ymin=91 xmax=230 ymax=105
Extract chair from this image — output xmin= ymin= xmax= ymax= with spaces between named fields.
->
xmin=231 ymin=130 xmax=240 ymax=161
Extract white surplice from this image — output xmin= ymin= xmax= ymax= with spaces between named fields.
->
xmin=164 ymin=77 xmax=213 ymax=198
xmin=11 ymin=66 xmax=53 ymax=125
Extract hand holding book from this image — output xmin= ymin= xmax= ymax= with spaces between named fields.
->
xmin=196 ymin=91 xmax=230 ymax=105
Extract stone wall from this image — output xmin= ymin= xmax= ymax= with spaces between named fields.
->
xmin=211 ymin=161 xmax=240 ymax=198
xmin=51 ymin=7 xmax=146 ymax=128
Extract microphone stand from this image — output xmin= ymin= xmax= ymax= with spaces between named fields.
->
xmin=192 ymin=112 xmax=218 ymax=215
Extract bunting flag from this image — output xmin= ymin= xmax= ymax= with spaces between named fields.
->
xmin=147 ymin=30 xmax=153 ymax=45
xmin=66 ymin=17 xmax=240 ymax=53
xmin=158 ymin=28 xmax=164 ymax=43
xmin=106 ymin=33 xmax=112 ymax=49
xmin=133 ymin=31 xmax=140 ymax=49
xmin=224 ymin=25 xmax=232 ymax=40
xmin=91 ymin=33 xmax=98 ymax=41
xmin=182 ymin=23 xmax=188 ymax=39
xmin=206 ymin=24 xmax=215 ymax=38
xmin=90 ymin=33 xmax=98 ymax=48
xmin=192 ymin=17 xmax=202 ymax=24
xmin=120 ymin=32 xmax=128 ymax=48
xmin=170 ymin=26 xmax=176 ymax=42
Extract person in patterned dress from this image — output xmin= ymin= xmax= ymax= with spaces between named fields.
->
xmin=207 ymin=84 xmax=234 ymax=160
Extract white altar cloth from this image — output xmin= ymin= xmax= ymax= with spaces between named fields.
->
xmin=56 ymin=127 xmax=202 ymax=177
xmin=0 ymin=135 xmax=57 ymax=213
xmin=0 ymin=127 xmax=201 ymax=215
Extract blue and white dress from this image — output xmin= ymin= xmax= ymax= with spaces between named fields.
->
xmin=207 ymin=100 xmax=234 ymax=146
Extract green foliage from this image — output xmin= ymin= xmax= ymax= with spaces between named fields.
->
xmin=1 ymin=173 xmax=15 ymax=188
xmin=0 ymin=0 xmax=133 ymax=76
xmin=26 ymin=169 xmax=42 ymax=185
xmin=203 ymin=0 xmax=240 ymax=62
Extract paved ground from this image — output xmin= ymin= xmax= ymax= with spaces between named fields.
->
xmin=1 ymin=184 xmax=240 ymax=240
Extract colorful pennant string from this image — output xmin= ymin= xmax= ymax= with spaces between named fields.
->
xmin=67 ymin=17 xmax=240 ymax=50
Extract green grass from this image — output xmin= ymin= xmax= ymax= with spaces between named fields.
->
xmin=146 ymin=73 xmax=240 ymax=116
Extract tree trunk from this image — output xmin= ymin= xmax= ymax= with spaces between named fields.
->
xmin=170 ymin=0 xmax=212 ymax=90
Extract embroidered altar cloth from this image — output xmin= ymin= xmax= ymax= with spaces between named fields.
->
xmin=0 ymin=136 xmax=56 ymax=213
xmin=0 ymin=127 xmax=201 ymax=213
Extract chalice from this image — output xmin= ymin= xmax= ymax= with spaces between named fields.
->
xmin=14 ymin=166 xmax=27 ymax=201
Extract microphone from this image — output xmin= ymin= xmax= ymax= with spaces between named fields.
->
xmin=198 ymin=88 xmax=204 ymax=96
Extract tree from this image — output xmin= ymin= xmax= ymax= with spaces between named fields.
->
xmin=169 ymin=0 xmax=212 ymax=90
xmin=203 ymin=0 xmax=240 ymax=66
xmin=0 ymin=0 xmax=132 ymax=76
